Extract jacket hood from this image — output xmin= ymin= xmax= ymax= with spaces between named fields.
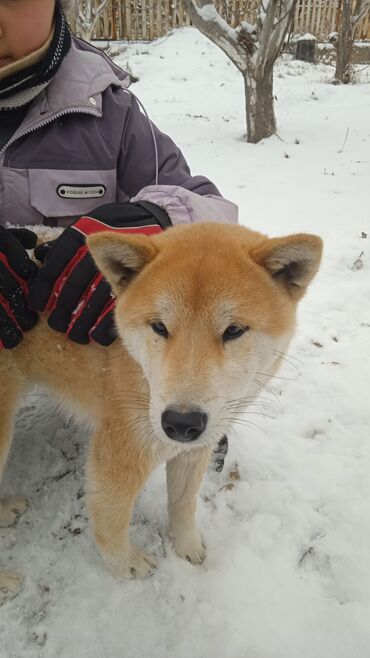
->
xmin=46 ymin=38 xmax=130 ymax=111
xmin=18 ymin=38 xmax=130 ymax=132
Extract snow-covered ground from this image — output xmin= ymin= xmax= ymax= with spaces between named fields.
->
xmin=1 ymin=28 xmax=370 ymax=657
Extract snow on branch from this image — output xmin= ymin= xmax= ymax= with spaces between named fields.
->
xmin=184 ymin=0 xmax=297 ymax=75
xmin=182 ymin=0 xmax=249 ymax=70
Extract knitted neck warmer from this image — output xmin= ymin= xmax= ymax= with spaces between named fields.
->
xmin=0 ymin=1 xmax=71 ymax=112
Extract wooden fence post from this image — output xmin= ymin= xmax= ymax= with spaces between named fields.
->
xmin=75 ymin=0 xmax=370 ymax=42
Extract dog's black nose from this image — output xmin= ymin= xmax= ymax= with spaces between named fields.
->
xmin=161 ymin=409 xmax=208 ymax=442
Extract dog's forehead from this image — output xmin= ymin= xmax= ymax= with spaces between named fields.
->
xmin=152 ymin=228 xmax=263 ymax=296
xmin=142 ymin=234 xmax=290 ymax=333
xmin=149 ymin=238 xmax=244 ymax=302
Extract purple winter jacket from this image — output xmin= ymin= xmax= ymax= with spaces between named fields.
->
xmin=0 ymin=37 xmax=238 ymax=228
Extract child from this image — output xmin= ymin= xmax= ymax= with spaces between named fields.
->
xmin=0 ymin=0 xmax=237 ymax=347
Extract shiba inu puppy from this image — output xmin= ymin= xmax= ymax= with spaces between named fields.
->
xmin=0 ymin=222 xmax=322 ymax=601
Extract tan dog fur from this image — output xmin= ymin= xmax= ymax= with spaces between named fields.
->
xmin=0 ymin=222 xmax=322 ymax=600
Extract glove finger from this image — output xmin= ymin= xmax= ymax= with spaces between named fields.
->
xmin=0 ymin=229 xmax=38 ymax=282
xmin=67 ymin=276 xmax=112 ymax=345
xmin=7 ymin=290 xmax=38 ymax=331
xmin=28 ymin=230 xmax=85 ymax=312
xmin=90 ymin=308 xmax=117 ymax=347
xmin=0 ymin=300 xmax=23 ymax=349
xmin=47 ymin=252 xmax=98 ymax=333
xmin=12 ymin=291 xmax=38 ymax=331
xmin=0 ymin=260 xmax=38 ymax=331
xmin=8 ymin=228 xmax=38 ymax=250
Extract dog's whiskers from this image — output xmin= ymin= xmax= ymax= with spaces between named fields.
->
xmin=225 ymin=393 xmax=281 ymax=411
xmin=255 ymin=371 xmax=297 ymax=382
xmin=113 ymin=414 xmax=152 ymax=438
xmin=274 ymin=349 xmax=304 ymax=368
xmin=223 ymin=417 xmax=265 ymax=435
xmin=117 ymin=403 xmax=148 ymax=411
xmin=109 ymin=392 xmax=150 ymax=403
xmin=225 ymin=393 xmax=280 ymax=406
xmin=225 ymin=397 xmax=279 ymax=410
xmin=253 ymin=378 xmax=281 ymax=403
xmin=224 ymin=408 xmax=277 ymax=420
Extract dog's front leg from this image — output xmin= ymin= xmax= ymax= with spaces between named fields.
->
xmin=0 ymin=375 xmax=27 ymax=528
xmin=87 ymin=424 xmax=158 ymax=580
xmin=0 ymin=374 xmax=27 ymax=605
xmin=167 ymin=445 xmax=212 ymax=565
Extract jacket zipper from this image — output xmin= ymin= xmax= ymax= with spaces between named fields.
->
xmin=0 ymin=106 xmax=102 ymax=159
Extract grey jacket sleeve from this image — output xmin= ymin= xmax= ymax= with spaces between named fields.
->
xmin=116 ymin=91 xmax=238 ymax=226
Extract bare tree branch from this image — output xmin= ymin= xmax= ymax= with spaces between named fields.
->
xmin=89 ymin=0 xmax=110 ymax=38
xmin=352 ymin=0 xmax=370 ymax=24
xmin=268 ymin=0 xmax=297 ymax=61
xmin=256 ymin=0 xmax=280 ymax=71
xmin=257 ymin=0 xmax=297 ymax=70
xmin=182 ymin=0 xmax=248 ymax=70
xmin=351 ymin=0 xmax=370 ymax=38
xmin=273 ymin=2 xmax=297 ymax=29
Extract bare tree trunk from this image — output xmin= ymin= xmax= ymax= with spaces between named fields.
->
xmin=244 ymin=68 xmax=276 ymax=143
xmin=334 ymin=0 xmax=370 ymax=83
xmin=335 ymin=0 xmax=353 ymax=83
xmin=182 ymin=0 xmax=297 ymax=143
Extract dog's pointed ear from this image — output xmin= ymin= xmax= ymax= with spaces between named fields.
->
xmin=87 ymin=232 xmax=158 ymax=295
xmin=250 ymin=234 xmax=323 ymax=300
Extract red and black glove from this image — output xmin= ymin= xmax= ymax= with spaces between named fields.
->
xmin=0 ymin=227 xmax=39 ymax=349
xmin=28 ymin=202 xmax=171 ymax=346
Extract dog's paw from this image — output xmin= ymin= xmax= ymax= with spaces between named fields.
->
xmin=105 ymin=544 xmax=158 ymax=580
xmin=170 ymin=528 xmax=205 ymax=565
xmin=0 ymin=497 xmax=28 ymax=527
xmin=0 ymin=570 xmax=24 ymax=606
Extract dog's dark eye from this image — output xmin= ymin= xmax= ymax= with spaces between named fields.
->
xmin=151 ymin=321 xmax=169 ymax=338
xmin=222 ymin=324 xmax=249 ymax=342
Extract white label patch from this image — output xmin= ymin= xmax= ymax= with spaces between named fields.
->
xmin=57 ymin=184 xmax=106 ymax=199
